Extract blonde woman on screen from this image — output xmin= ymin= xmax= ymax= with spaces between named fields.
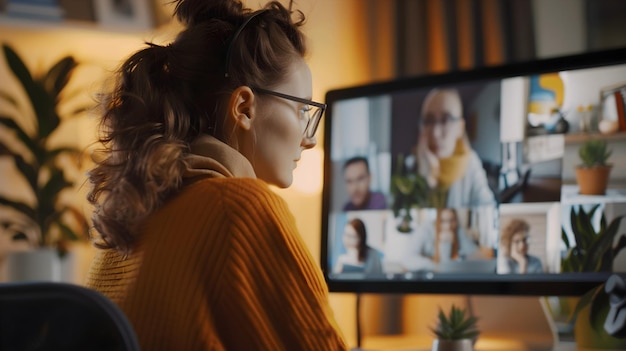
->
xmin=414 ymin=88 xmax=495 ymax=208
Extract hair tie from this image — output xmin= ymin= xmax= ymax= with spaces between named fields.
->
xmin=224 ymin=10 xmax=269 ymax=78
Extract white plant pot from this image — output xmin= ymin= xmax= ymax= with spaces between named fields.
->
xmin=432 ymin=339 xmax=474 ymax=351
xmin=5 ymin=248 xmax=74 ymax=282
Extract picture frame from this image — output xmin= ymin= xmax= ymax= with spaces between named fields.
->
xmin=58 ymin=0 xmax=96 ymax=22
xmin=600 ymin=81 xmax=626 ymax=133
xmin=93 ymin=0 xmax=155 ymax=31
xmin=1 ymin=0 xmax=64 ymax=21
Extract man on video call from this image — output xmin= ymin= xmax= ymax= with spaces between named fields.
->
xmin=414 ymin=88 xmax=495 ymax=208
xmin=342 ymin=156 xmax=387 ymax=211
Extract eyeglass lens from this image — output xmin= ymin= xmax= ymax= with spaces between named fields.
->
xmin=252 ymin=87 xmax=324 ymax=138
xmin=422 ymin=114 xmax=460 ymax=128
xmin=304 ymin=107 xmax=323 ymax=138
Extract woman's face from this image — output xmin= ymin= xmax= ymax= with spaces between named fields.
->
xmin=342 ymin=223 xmax=360 ymax=249
xmin=420 ymin=90 xmax=465 ymax=158
xmin=244 ymin=58 xmax=317 ymax=187
xmin=511 ymin=231 xmax=529 ymax=256
xmin=439 ymin=209 xmax=458 ymax=232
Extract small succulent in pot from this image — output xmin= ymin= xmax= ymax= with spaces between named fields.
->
xmin=575 ymin=139 xmax=613 ymax=195
xmin=578 ymin=139 xmax=611 ymax=168
xmin=431 ymin=304 xmax=479 ymax=351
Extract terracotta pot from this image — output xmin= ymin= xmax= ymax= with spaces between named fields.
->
xmin=575 ymin=165 xmax=612 ymax=195
xmin=431 ymin=339 xmax=473 ymax=351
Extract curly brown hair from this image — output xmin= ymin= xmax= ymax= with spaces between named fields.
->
xmin=500 ymin=218 xmax=530 ymax=256
xmin=87 ymin=0 xmax=307 ymax=255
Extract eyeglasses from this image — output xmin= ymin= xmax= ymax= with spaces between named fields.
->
xmin=252 ymin=87 xmax=326 ymax=138
xmin=512 ymin=236 xmax=530 ymax=245
xmin=421 ymin=114 xmax=461 ymax=128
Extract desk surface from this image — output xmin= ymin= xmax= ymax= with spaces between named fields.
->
xmin=350 ymin=334 xmax=619 ymax=351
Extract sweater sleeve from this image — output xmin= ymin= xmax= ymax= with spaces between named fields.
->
xmin=211 ymin=179 xmax=348 ymax=351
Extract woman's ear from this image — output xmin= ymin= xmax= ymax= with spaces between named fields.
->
xmin=227 ymin=86 xmax=256 ymax=130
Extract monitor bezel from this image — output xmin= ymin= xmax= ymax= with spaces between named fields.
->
xmin=321 ymin=47 xmax=626 ymax=296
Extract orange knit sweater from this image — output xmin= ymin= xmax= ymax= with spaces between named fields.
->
xmin=86 ymin=136 xmax=347 ymax=350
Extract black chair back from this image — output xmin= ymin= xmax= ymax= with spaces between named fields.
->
xmin=0 ymin=281 xmax=139 ymax=351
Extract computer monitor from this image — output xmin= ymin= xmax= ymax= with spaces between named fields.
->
xmin=321 ymin=47 xmax=626 ymax=296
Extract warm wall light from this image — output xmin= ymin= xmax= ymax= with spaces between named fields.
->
xmin=292 ymin=148 xmax=323 ymax=194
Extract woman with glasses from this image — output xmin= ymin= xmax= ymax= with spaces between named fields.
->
xmin=497 ymin=218 xmax=544 ymax=274
xmin=85 ymin=0 xmax=346 ymax=350
xmin=413 ymin=88 xmax=495 ymax=208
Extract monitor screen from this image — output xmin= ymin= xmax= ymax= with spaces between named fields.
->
xmin=321 ymin=48 xmax=626 ymax=296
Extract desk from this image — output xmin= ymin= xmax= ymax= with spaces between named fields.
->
xmin=348 ymin=296 xmax=626 ymax=351
xmin=352 ymin=334 xmax=603 ymax=351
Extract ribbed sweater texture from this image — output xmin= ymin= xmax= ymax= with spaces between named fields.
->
xmin=86 ymin=136 xmax=347 ymax=350
xmin=86 ymin=178 xmax=347 ymax=350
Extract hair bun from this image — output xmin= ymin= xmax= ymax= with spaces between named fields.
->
xmin=173 ymin=0 xmax=249 ymax=27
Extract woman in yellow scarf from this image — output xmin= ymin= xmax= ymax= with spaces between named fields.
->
xmin=415 ymin=88 xmax=495 ymax=208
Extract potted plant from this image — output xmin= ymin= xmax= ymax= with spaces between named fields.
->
xmin=571 ymin=276 xmax=626 ymax=350
xmin=575 ymin=139 xmax=612 ymax=195
xmin=562 ymin=204 xmax=625 ymax=274
xmin=0 ymin=43 xmax=90 ymax=281
xmin=430 ymin=304 xmax=479 ymax=351
xmin=390 ymin=153 xmax=429 ymax=233
xmin=560 ymin=204 xmax=626 ymax=349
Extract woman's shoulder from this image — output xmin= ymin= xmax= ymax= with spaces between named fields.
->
xmin=466 ymin=148 xmax=485 ymax=166
xmin=185 ymin=176 xmax=267 ymax=189
xmin=177 ymin=177 xmax=289 ymax=215
xmin=144 ymin=177 xmax=296 ymax=246
xmin=366 ymin=246 xmax=382 ymax=260
xmin=182 ymin=177 xmax=276 ymax=200
xmin=366 ymin=246 xmax=381 ymax=255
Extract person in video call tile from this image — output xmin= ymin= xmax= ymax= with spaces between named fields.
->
xmin=414 ymin=88 xmax=495 ymax=208
xmin=342 ymin=156 xmax=387 ymax=211
xmin=404 ymin=208 xmax=480 ymax=271
xmin=83 ymin=1 xmax=347 ymax=350
xmin=333 ymin=218 xmax=383 ymax=274
xmin=498 ymin=219 xmax=544 ymax=274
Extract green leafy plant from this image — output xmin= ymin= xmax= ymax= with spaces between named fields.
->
xmin=561 ymin=204 xmax=626 ymax=273
xmin=561 ymin=205 xmax=626 ymax=346
xmin=0 ymin=43 xmax=90 ymax=256
xmin=390 ymin=153 xmax=429 ymax=232
xmin=578 ymin=139 xmax=612 ymax=168
xmin=431 ymin=304 xmax=480 ymax=341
